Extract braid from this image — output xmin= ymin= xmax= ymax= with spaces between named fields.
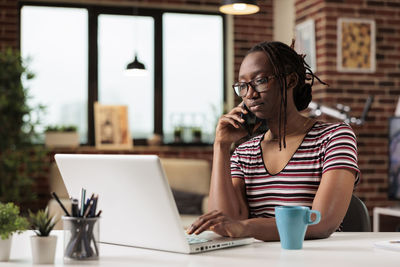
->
xmin=258 ymin=44 xmax=287 ymax=150
xmin=247 ymin=40 xmax=327 ymax=150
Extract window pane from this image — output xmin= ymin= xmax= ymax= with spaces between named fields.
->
xmin=163 ymin=13 xmax=224 ymax=144
xmin=21 ymin=6 xmax=88 ymax=143
xmin=98 ymin=15 xmax=154 ymax=139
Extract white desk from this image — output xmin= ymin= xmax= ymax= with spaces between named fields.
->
xmin=2 ymin=231 xmax=399 ymax=267
xmin=373 ymin=207 xmax=400 ymax=232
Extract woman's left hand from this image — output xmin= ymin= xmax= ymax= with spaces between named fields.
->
xmin=186 ymin=210 xmax=247 ymax=238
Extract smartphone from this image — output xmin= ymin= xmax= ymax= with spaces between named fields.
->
xmin=241 ymin=104 xmax=262 ymax=135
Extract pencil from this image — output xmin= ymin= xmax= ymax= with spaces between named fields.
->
xmin=83 ymin=200 xmax=94 ymax=218
xmin=51 ymin=192 xmax=71 ymax=216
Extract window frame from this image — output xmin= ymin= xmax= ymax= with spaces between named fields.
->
xmin=19 ymin=2 xmax=226 ymax=146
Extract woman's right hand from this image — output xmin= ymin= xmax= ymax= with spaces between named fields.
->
xmin=214 ymin=104 xmax=249 ymax=145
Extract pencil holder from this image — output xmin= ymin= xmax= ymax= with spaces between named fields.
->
xmin=62 ymin=216 xmax=100 ymax=261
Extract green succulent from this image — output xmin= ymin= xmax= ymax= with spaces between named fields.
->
xmin=28 ymin=207 xmax=58 ymax=237
xmin=0 ymin=202 xmax=29 ymax=240
xmin=44 ymin=125 xmax=78 ymax=132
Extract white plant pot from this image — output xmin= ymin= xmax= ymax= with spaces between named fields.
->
xmin=0 ymin=237 xmax=12 ymax=261
xmin=45 ymin=132 xmax=79 ymax=148
xmin=30 ymin=235 xmax=57 ymax=264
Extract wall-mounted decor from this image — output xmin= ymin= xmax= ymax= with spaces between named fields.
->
xmin=337 ymin=18 xmax=376 ymax=73
xmin=389 ymin=117 xmax=400 ymax=200
xmin=295 ymin=19 xmax=317 ymax=72
xmin=395 ymin=97 xmax=400 ymax=117
xmin=94 ymin=102 xmax=132 ymax=149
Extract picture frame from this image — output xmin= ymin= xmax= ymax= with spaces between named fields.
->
xmin=337 ymin=18 xmax=376 ymax=73
xmin=295 ymin=19 xmax=317 ymax=72
xmin=94 ymin=102 xmax=133 ymax=149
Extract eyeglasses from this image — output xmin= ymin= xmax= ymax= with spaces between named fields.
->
xmin=232 ymin=75 xmax=276 ymax=97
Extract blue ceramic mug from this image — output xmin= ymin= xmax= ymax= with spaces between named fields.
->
xmin=275 ymin=206 xmax=321 ymax=250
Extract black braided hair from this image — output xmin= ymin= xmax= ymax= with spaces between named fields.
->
xmin=247 ymin=40 xmax=327 ymax=150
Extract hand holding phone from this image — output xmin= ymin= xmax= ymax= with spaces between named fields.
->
xmin=241 ymin=104 xmax=262 ymax=135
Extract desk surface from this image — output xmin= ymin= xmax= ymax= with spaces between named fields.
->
xmin=2 ymin=231 xmax=399 ymax=267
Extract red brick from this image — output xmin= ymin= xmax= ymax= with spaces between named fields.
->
xmin=337 ymin=7 xmax=357 ymax=13
xmin=387 ymin=1 xmax=400 ymax=8
xmin=388 ymin=72 xmax=400 ymax=78
xmin=337 ymin=80 xmax=355 ymax=85
xmin=375 ymin=9 xmax=398 ymax=16
xmin=357 ymin=187 xmax=376 ymax=193
xmin=378 ymin=98 xmax=396 ymax=104
xmin=378 ymin=27 xmax=396 ymax=34
xmin=367 ymin=1 xmax=385 ymax=6
xmin=359 ymin=8 xmax=376 ymax=15
xmin=346 ymin=0 xmax=363 ymax=4
xmin=385 ymin=36 xmax=400 ymax=43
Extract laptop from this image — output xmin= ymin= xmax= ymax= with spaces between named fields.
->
xmin=54 ymin=154 xmax=254 ymax=254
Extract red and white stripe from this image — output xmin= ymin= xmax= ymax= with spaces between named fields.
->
xmin=231 ymin=121 xmax=360 ymax=219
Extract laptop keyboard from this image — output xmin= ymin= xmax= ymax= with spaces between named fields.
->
xmin=186 ymin=236 xmax=209 ymax=244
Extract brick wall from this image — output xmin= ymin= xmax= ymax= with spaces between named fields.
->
xmin=0 ymin=0 xmax=19 ymax=50
xmin=295 ymin=0 xmax=400 ymax=214
xmin=232 ymin=1 xmax=273 ymax=79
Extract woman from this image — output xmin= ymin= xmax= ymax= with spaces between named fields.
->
xmin=186 ymin=41 xmax=360 ymax=241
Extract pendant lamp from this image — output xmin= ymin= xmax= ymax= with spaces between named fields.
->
xmin=125 ymin=53 xmax=147 ymax=76
xmin=125 ymin=11 xmax=148 ymax=76
xmin=219 ymin=0 xmax=260 ymax=15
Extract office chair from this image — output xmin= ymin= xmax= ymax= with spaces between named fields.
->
xmin=342 ymin=195 xmax=371 ymax=232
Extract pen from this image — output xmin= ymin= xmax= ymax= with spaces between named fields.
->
xmin=389 ymin=240 xmax=400 ymax=243
xmin=80 ymin=188 xmax=86 ymax=217
xmin=51 ymin=192 xmax=71 ymax=216
xmin=71 ymin=198 xmax=79 ymax=217
xmin=90 ymin=195 xmax=98 ymax=217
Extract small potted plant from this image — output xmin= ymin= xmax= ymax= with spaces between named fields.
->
xmin=174 ymin=126 xmax=183 ymax=143
xmin=44 ymin=125 xmax=79 ymax=148
xmin=191 ymin=127 xmax=202 ymax=143
xmin=28 ymin=208 xmax=58 ymax=264
xmin=0 ymin=202 xmax=29 ymax=261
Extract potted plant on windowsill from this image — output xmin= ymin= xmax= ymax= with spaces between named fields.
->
xmin=191 ymin=127 xmax=202 ymax=143
xmin=0 ymin=202 xmax=29 ymax=261
xmin=173 ymin=126 xmax=183 ymax=143
xmin=28 ymin=208 xmax=58 ymax=264
xmin=44 ymin=125 xmax=79 ymax=148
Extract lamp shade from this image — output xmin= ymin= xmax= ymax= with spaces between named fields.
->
xmin=219 ymin=0 xmax=260 ymax=15
xmin=125 ymin=54 xmax=147 ymax=76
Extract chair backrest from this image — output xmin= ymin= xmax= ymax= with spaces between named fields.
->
xmin=342 ymin=195 xmax=371 ymax=232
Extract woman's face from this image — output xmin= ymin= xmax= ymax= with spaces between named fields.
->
xmin=238 ymin=51 xmax=281 ymax=120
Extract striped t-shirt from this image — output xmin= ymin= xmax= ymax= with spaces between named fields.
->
xmin=230 ymin=121 xmax=360 ymax=219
